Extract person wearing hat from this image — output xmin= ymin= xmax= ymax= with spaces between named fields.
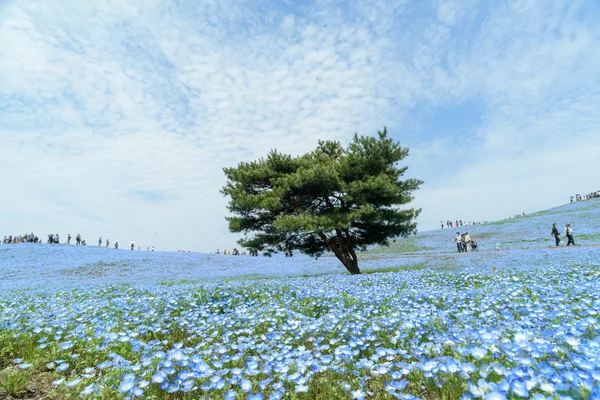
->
xmin=564 ymin=224 xmax=575 ymax=246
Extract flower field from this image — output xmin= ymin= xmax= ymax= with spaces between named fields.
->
xmin=1 ymin=201 xmax=599 ymax=399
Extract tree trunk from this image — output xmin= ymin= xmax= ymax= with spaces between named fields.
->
xmin=317 ymin=231 xmax=361 ymax=274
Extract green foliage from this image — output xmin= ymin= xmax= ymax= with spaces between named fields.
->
xmin=222 ymin=128 xmax=422 ymax=274
xmin=0 ymin=368 xmax=34 ymax=398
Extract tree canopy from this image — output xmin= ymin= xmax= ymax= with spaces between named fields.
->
xmin=221 ymin=128 xmax=423 ymax=274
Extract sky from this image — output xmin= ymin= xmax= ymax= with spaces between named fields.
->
xmin=1 ymin=0 xmax=599 ymax=253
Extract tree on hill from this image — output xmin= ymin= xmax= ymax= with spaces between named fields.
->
xmin=221 ymin=128 xmax=423 ymax=274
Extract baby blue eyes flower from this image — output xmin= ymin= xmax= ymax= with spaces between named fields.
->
xmin=247 ymin=395 xmax=264 ymax=400
xmin=52 ymin=378 xmax=65 ymax=386
xmin=295 ymin=384 xmax=309 ymax=393
xmin=469 ymin=346 xmax=487 ymax=360
xmin=97 ymin=360 xmax=112 ymax=369
xmin=56 ymin=363 xmax=69 ymax=372
xmin=65 ymin=378 xmax=82 ymax=387
xmin=511 ymin=380 xmax=529 ymax=398
xmin=81 ymin=383 xmax=96 ymax=395
xmin=151 ymin=372 xmax=165 ymax=384
xmin=241 ymin=378 xmax=253 ymax=392
xmin=352 ymin=389 xmax=366 ymax=400
xmin=484 ymin=392 xmax=506 ymax=400
xmin=60 ymin=341 xmax=74 ymax=350
xmin=18 ymin=363 xmax=32 ymax=369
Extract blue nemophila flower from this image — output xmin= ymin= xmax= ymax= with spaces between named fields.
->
xmin=511 ymin=380 xmax=529 ymax=398
xmin=56 ymin=363 xmax=69 ymax=372
xmin=65 ymin=378 xmax=82 ymax=387
xmin=97 ymin=360 xmax=112 ymax=369
xmin=18 ymin=363 xmax=32 ymax=369
xmin=240 ymin=378 xmax=253 ymax=392
xmin=52 ymin=378 xmax=65 ymax=386
xmin=60 ymin=341 xmax=74 ymax=350
xmin=484 ymin=392 xmax=507 ymax=400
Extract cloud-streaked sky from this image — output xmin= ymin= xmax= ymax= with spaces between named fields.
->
xmin=1 ymin=0 xmax=599 ymax=252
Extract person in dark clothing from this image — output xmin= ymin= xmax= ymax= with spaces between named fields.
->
xmin=551 ymin=223 xmax=560 ymax=246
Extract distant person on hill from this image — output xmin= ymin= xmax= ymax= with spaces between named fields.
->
xmin=440 ymin=221 xmax=444 ymax=229
xmin=115 ymin=242 xmax=119 ymax=249
xmin=98 ymin=237 xmax=102 ymax=247
xmin=67 ymin=234 xmax=71 ymax=244
xmin=455 ymin=220 xmax=458 ymax=228
xmin=551 ymin=223 xmax=560 ymax=246
xmin=564 ymin=224 xmax=575 ymax=246
xmin=131 ymin=242 xmax=135 ymax=250
xmin=106 ymin=239 xmax=110 ymax=248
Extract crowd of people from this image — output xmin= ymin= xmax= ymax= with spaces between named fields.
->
xmin=2 ymin=232 xmax=155 ymax=252
xmin=3 ymin=233 xmax=39 ymax=244
xmin=441 ymin=220 xmax=488 ymax=229
xmin=455 ymin=232 xmax=477 ymax=252
xmin=215 ymin=248 xmax=259 ymax=256
xmin=570 ymin=191 xmax=600 ymax=202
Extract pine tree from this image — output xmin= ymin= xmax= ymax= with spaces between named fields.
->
xmin=221 ymin=128 xmax=422 ymax=274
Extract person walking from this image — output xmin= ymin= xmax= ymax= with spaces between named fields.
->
xmin=564 ymin=223 xmax=575 ymax=246
xmin=106 ymin=239 xmax=110 ymax=248
xmin=551 ymin=223 xmax=560 ymax=246
xmin=76 ymin=234 xmax=81 ymax=245
xmin=131 ymin=242 xmax=135 ymax=250
xmin=115 ymin=242 xmax=119 ymax=249
xmin=455 ymin=232 xmax=462 ymax=252
xmin=67 ymin=234 xmax=71 ymax=244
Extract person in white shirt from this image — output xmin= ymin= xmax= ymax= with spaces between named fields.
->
xmin=455 ymin=232 xmax=462 ymax=252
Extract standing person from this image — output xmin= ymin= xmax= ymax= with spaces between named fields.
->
xmin=551 ymin=223 xmax=560 ymax=246
xmin=464 ymin=232 xmax=472 ymax=252
xmin=115 ymin=242 xmax=119 ymax=249
xmin=441 ymin=221 xmax=444 ymax=229
xmin=564 ymin=224 xmax=575 ymax=246
xmin=455 ymin=232 xmax=462 ymax=252
xmin=106 ymin=239 xmax=110 ymax=248
xmin=98 ymin=237 xmax=102 ymax=247
xmin=67 ymin=234 xmax=71 ymax=244
xmin=76 ymin=234 xmax=81 ymax=245
xmin=131 ymin=242 xmax=135 ymax=250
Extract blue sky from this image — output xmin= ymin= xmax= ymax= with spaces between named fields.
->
xmin=1 ymin=0 xmax=599 ymax=252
